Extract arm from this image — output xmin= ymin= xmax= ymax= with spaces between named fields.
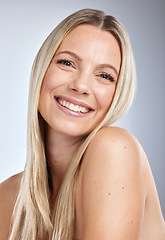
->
xmin=81 ymin=127 xmax=146 ymax=240
xmin=0 ymin=174 xmax=21 ymax=239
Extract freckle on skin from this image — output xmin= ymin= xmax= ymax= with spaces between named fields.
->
xmin=108 ymin=192 xmax=111 ymax=195
xmin=124 ymin=146 xmax=127 ymax=149
xmin=122 ymin=187 xmax=124 ymax=189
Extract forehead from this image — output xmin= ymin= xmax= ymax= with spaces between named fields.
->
xmin=56 ymin=24 xmax=121 ymax=72
xmin=59 ymin=24 xmax=120 ymax=50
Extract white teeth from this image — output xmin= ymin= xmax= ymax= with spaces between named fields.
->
xmin=58 ymin=99 xmax=89 ymax=113
xmin=74 ymin=105 xmax=79 ymax=111
xmin=66 ymin=102 xmax=69 ymax=108
xmin=69 ymin=103 xmax=75 ymax=111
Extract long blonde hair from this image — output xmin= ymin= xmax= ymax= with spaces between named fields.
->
xmin=9 ymin=9 xmax=136 ymax=240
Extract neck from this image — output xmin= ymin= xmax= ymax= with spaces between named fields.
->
xmin=44 ymin=124 xmax=85 ymax=194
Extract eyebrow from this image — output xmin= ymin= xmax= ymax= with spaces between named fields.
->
xmin=56 ymin=50 xmax=119 ymax=76
xmin=56 ymin=50 xmax=82 ymax=62
xmin=97 ymin=64 xmax=119 ymax=76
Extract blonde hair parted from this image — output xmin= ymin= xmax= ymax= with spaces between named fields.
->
xmin=9 ymin=8 xmax=136 ymax=240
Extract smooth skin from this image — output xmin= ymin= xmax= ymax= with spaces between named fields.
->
xmin=0 ymin=25 xmax=165 ymax=239
xmin=74 ymin=127 xmax=165 ymax=240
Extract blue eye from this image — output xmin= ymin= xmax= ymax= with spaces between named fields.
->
xmin=100 ymin=73 xmax=115 ymax=82
xmin=57 ymin=59 xmax=72 ymax=66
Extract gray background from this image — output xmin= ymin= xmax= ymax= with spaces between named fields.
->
xmin=0 ymin=0 xmax=164 ymax=217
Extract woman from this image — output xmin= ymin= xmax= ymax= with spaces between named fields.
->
xmin=0 ymin=8 xmax=164 ymax=240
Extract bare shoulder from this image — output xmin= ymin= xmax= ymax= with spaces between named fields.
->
xmin=78 ymin=127 xmax=165 ymax=239
xmin=80 ymin=127 xmax=147 ymax=239
xmin=92 ymin=126 xmax=142 ymax=149
xmin=0 ymin=172 xmax=22 ymax=200
xmin=0 ymin=173 xmax=22 ymax=239
xmin=83 ymin=126 xmax=147 ymax=170
xmin=84 ymin=125 xmax=149 ymax=190
xmin=82 ymin=126 xmax=148 ymax=189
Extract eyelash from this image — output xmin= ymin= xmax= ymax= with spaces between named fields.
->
xmin=99 ymin=73 xmax=115 ymax=82
xmin=57 ymin=59 xmax=115 ymax=82
xmin=57 ymin=59 xmax=73 ymax=67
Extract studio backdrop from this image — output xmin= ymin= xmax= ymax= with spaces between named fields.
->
xmin=0 ymin=0 xmax=164 ymax=217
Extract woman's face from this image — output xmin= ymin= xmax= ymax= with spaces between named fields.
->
xmin=39 ymin=24 xmax=121 ymax=138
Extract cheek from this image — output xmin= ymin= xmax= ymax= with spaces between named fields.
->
xmin=42 ymin=70 xmax=61 ymax=92
xmin=95 ymin=85 xmax=116 ymax=111
xmin=42 ymin=66 xmax=70 ymax=93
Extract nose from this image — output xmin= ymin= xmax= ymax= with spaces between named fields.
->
xmin=68 ymin=71 xmax=91 ymax=95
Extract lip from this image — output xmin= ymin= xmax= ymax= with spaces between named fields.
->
xmin=54 ymin=95 xmax=94 ymax=117
xmin=55 ymin=95 xmax=94 ymax=109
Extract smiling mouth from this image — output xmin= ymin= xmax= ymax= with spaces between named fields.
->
xmin=56 ymin=97 xmax=92 ymax=114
